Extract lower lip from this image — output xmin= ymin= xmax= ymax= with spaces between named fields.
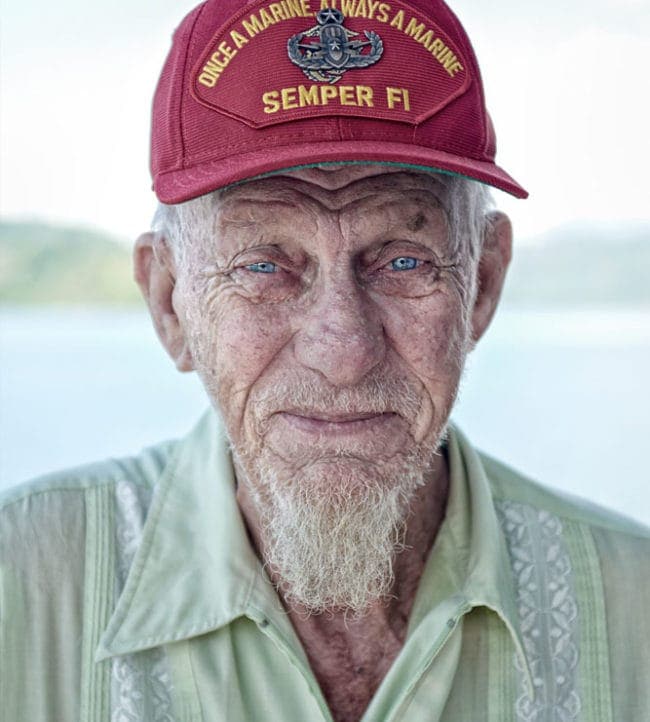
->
xmin=278 ymin=412 xmax=398 ymax=436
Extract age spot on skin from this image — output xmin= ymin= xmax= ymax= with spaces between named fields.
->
xmin=407 ymin=212 xmax=427 ymax=232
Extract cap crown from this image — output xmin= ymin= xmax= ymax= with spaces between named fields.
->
xmin=151 ymin=0 xmax=526 ymax=202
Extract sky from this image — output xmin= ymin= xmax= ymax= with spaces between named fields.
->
xmin=1 ymin=0 xmax=649 ymax=242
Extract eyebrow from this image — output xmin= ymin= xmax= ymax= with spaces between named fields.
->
xmin=218 ymin=198 xmax=308 ymax=226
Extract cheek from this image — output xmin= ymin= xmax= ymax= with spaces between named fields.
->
xmin=189 ymin=297 xmax=293 ymax=432
xmin=381 ymin=293 xmax=468 ymax=395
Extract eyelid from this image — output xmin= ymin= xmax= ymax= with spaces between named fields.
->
xmin=232 ymin=243 xmax=281 ymax=262
xmin=380 ymin=238 xmax=432 ymax=255
xmin=367 ymin=242 xmax=434 ymax=270
xmin=234 ymin=241 xmax=308 ymax=268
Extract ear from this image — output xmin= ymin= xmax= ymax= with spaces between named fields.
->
xmin=470 ymin=211 xmax=512 ymax=346
xmin=133 ymin=232 xmax=195 ymax=372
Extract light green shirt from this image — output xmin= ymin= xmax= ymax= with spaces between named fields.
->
xmin=1 ymin=409 xmax=649 ymax=721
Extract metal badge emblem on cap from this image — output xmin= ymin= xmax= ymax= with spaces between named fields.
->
xmin=151 ymin=0 xmax=528 ymax=203
xmin=287 ymin=8 xmax=384 ymax=84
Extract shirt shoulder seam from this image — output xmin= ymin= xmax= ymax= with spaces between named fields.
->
xmin=0 ymin=476 xmax=135 ymax=512
xmin=489 ymin=485 xmax=650 ymax=541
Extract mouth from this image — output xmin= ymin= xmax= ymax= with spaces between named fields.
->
xmin=277 ymin=410 xmax=399 ymax=435
xmin=285 ymin=410 xmax=387 ymax=422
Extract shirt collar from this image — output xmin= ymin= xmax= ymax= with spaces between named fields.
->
xmin=408 ymin=425 xmax=533 ymax=694
xmin=97 ymin=409 xmax=533 ymax=692
xmin=96 ymin=408 xmax=284 ymax=660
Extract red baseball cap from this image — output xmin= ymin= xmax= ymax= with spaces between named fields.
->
xmin=151 ymin=0 xmax=528 ymax=203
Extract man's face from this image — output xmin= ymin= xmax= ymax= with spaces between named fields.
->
xmin=173 ymin=167 xmax=478 ymax=611
xmin=180 ymin=168 xmax=473 ymax=461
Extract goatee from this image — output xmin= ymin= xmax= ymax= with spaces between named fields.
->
xmin=236 ymin=448 xmax=438 ymax=615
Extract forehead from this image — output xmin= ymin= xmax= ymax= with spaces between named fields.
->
xmin=217 ymin=167 xmax=450 ymax=219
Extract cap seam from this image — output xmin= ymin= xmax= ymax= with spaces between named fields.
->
xmin=180 ymin=2 xmax=209 ymax=172
xmin=434 ymin=1 xmax=489 ymax=154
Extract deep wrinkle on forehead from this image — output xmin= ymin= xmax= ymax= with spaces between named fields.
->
xmin=216 ymin=173 xmax=450 ymax=255
xmin=219 ymin=172 xmax=448 ymax=213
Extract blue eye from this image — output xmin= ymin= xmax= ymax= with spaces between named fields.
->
xmin=246 ymin=261 xmax=277 ymax=273
xmin=390 ymin=257 xmax=419 ymax=271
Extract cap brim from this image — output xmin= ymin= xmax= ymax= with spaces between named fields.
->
xmin=154 ymin=139 xmax=528 ymax=203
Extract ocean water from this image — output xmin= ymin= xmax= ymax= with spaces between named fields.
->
xmin=1 ymin=306 xmax=649 ymax=525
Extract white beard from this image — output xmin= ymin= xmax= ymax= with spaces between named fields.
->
xmin=234 ymin=440 xmax=441 ymax=615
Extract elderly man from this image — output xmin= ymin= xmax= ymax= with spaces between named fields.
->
xmin=2 ymin=0 xmax=649 ymax=720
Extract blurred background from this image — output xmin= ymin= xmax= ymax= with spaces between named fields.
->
xmin=1 ymin=0 xmax=649 ymax=523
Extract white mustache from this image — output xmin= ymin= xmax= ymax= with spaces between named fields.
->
xmin=251 ymin=375 xmax=422 ymax=428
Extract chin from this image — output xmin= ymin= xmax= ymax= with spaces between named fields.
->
xmin=247 ymin=456 xmax=426 ymax=614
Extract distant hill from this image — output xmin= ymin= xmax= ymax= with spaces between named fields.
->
xmin=0 ymin=218 xmax=648 ymax=307
xmin=0 ymin=221 xmax=141 ymax=305
xmin=502 ymin=221 xmax=650 ymax=307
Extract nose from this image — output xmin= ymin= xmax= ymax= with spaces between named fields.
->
xmin=293 ymin=269 xmax=385 ymax=386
